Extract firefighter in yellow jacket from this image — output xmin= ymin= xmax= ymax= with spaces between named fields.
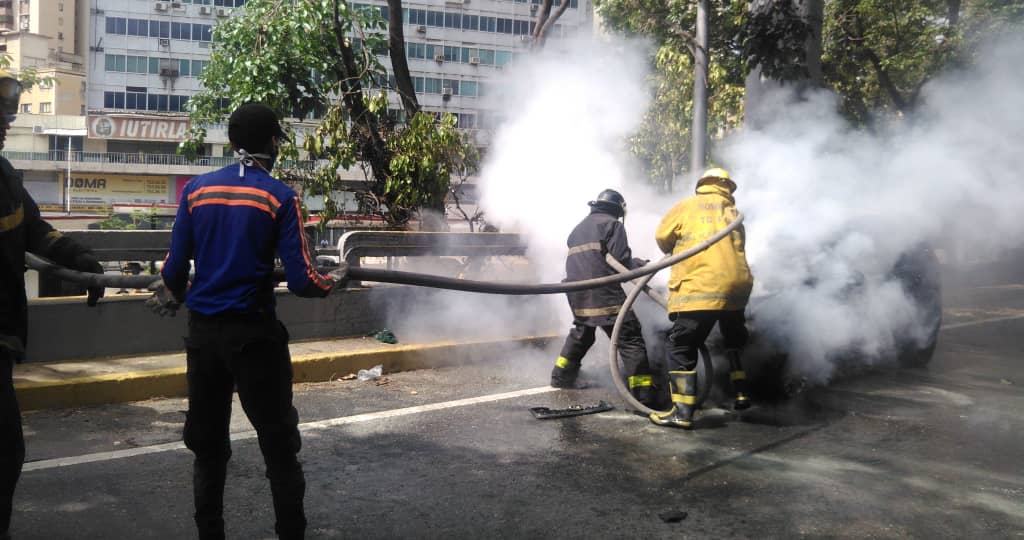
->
xmin=650 ymin=167 xmax=754 ymax=429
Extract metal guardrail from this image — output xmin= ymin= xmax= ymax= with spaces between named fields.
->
xmin=0 ymin=150 xmax=318 ymax=170
xmin=338 ymin=231 xmax=527 ymax=287
xmin=64 ymin=230 xmax=172 ymax=261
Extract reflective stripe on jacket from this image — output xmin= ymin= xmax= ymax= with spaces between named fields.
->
xmin=565 ymin=210 xmax=642 ymax=326
xmin=655 ymin=183 xmax=753 ymax=313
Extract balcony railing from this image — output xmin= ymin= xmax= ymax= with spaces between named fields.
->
xmin=1 ymin=150 xmax=317 ymax=169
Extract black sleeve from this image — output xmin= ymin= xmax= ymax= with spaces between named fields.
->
xmin=605 ymin=220 xmax=638 ymax=269
xmin=21 ymin=184 xmax=92 ymax=267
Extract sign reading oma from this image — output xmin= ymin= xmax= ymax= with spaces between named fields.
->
xmin=88 ymin=115 xmax=190 ymax=142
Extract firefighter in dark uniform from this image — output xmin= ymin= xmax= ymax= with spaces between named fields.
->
xmin=0 ymin=70 xmax=105 ymax=540
xmin=147 ymin=103 xmax=345 ymax=540
xmin=550 ymin=189 xmax=656 ymax=407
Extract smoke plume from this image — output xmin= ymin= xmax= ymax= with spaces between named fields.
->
xmin=473 ymin=34 xmax=1024 ymax=383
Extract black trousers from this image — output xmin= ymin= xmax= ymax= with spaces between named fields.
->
xmin=0 ymin=349 xmax=23 ymax=537
xmin=559 ymin=315 xmax=651 ymax=378
xmin=667 ymin=310 xmax=748 ymax=372
xmin=184 ymin=311 xmax=305 ymax=540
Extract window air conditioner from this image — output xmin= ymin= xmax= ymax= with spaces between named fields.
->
xmin=415 ymin=25 xmax=426 ymax=33
xmin=216 ymin=7 xmax=230 ymax=17
xmin=19 ymin=21 xmax=28 ymax=30
xmin=434 ymin=54 xmax=445 ymax=63
xmin=530 ymin=4 xmax=538 ymax=13
xmin=159 ymin=67 xmax=179 ymax=77
xmin=199 ymin=5 xmax=212 ymax=14
xmin=154 ymin=2 xmax=168 ymax=11
xmin=32 ymin=126 xmax=44 ymax=134
xmin=170 ymin=2 xmax=183 ymax=8
xmin=441 ymin=87 xmax=453 ymax=97
xmin=469 ymin=57 xmax=480 ymax=65
xmin=158 ymin=38 xmax=170 ymax=47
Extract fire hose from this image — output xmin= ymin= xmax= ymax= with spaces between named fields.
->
xmin=24 ymin=213 xmax=743 ymax=413
xmin=604 ymin=256 xmax=713 ymax=413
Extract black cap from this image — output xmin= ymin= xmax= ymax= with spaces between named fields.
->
xmin=228 ymin=102 xmax=286 ymax=153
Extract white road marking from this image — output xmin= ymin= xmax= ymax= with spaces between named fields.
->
xmin=941 ymin=313 xmax=1024 ymax=330
xmin=23 ymin=386 xmax=558 ymax=472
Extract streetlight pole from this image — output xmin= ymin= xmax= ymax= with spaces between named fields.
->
xmin=690 ymin=0 xmax=709 ymax=177
xmin=65 ymin=135 xmax=72 ymax=214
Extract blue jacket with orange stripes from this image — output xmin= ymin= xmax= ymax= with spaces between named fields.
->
xmin=162 ymin=163 xmax=334 ymax=315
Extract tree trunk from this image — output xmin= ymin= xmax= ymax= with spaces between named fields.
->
xmin=744 ymin=0 xmax=824 ymax=129
xmin=532 ymin=0 xmax=571 ymax=48
xmin=333 ymin=3 xmax=389 ymax=185
xmin=386 ymin=0 xmax=419 ymax=118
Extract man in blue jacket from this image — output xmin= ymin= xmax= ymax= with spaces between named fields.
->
xmin=148 ymin=103 xmax=344 ymax=540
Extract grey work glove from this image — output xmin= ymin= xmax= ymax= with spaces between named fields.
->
xmin=73 ymin=253 xmax=106 ymax=307
xmin=145 ymin=279 xmax=182 ymax=317
xmin=328 ymin=262 xmax=350 ymax=289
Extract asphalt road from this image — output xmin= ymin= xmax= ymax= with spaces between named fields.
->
xmin=10 ymin=281 xmax=1024 ymax=539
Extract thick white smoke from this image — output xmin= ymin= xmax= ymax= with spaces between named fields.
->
xmin=474 ymin=34 xmax=1024 ymax=383
xmin=725 ymin=35 xmax=1024 ymax=381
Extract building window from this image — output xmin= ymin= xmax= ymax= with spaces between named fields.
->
xmin=40 ymin=103 xmax=52 ymax=113
xmin=20 ymin=103 xmax=30 ymax=113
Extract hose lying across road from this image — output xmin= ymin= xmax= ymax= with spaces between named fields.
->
xmin=25 ymin=213 xmax=743 ymax=413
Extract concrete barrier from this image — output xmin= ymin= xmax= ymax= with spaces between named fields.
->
xmin=25 ymin=286 xmax=419 ymax=363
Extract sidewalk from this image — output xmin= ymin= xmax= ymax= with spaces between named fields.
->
xmin=14 ymin=334 xmax=556 ymax=411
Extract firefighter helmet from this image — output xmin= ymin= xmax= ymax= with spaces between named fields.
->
xmin=698 ymin=167 xmax=736 ymax=192
xmin=0 ymin=70 xmax=22 ymax=122
xmin=588 ymin=189 xmax=626 ymax=218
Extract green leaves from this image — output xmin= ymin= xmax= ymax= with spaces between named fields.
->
xmin=822 ymin=0 xmax=1023 ymax=122
xmin=184 ymin=0 xmax=473 ymax=226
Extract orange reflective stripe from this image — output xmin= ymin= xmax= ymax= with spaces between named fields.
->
xmin=189 ymin=198 xmax=276 ymax=217
xmin=293 ymin=196 xmax=331 ymax=291
xmin=188 ymin=185 xmax=282 ymax=208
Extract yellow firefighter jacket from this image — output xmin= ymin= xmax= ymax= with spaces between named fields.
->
xmin=655 ymin=182 xmax=753 ymax=313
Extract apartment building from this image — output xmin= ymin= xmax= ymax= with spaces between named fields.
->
xmin=2 ymin=0 xmax=592 ymax=220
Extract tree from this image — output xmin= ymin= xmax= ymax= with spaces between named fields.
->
xmin=823 ymin=0 xmax=1023 ymax=124
xmin=183 ymin=0 xmax=478 ymax=226
xmin=1 ymin=54 xmax=56 ymax=91
xmin=531 ymin=0 xmax=575 ymax=48
xmin=595 ymin=0 xmax=748 ymax=189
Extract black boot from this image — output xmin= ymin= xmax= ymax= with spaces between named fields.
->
xmin=550 ymin=356 xmax=586 ymax=389
xmin=649 ymin=370 xmax=696 ymax=429
xmin=726 ymin=349 xmax=751 ymax=411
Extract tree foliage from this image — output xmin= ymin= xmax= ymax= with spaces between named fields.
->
xmin=823 ymin=0 xmax=1024 ymax=123
xmin=595 ymin=0 xmax=748 ymax=190
xmin=183 ymin=0 xmax=478 ymax=226
xmin=0 ymin=54 xmax=56 ymax=91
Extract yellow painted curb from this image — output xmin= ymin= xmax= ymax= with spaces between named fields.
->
xmin=15 ymin=335 xmax=556 ymax=411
